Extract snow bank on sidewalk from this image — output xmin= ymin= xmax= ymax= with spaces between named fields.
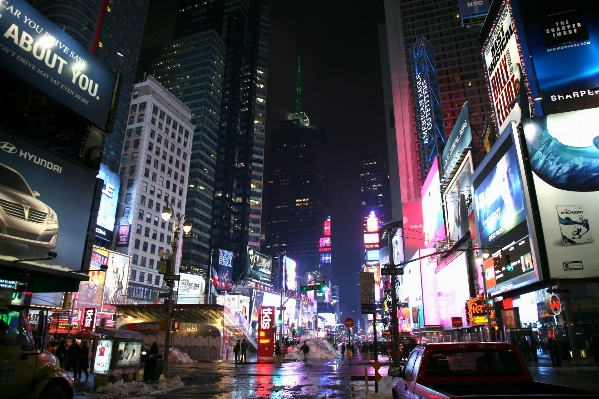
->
xmin=285 ymin=338 xmax=338 ymax=360
xmin=83 ymin=376 xmax=185 ymax=398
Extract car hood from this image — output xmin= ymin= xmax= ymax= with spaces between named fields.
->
xmin=0 ymin=185 xmax=52 ymax=212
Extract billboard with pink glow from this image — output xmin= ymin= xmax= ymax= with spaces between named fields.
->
xmin=401 ymin=201 xmax=424 ymax=260
xmin=435 ymin=252 xmax=470 ymax=328
xmin=421 ymin=158 xmax=446 ymax=247
xmin=419 ymin=250 xmax=440 ymax=325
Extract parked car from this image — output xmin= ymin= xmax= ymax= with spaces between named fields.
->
xmin=390 ymin=342 xmax=599 ymax=399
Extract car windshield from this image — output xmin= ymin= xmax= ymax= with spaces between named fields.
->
xmin=0 ymin=165 xmax=33 ymax=196
xmin=423 ymin=349 xmax=526 ymax=377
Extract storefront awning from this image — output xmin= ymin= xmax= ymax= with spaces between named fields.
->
xmin=115 ymin=304 xmax=224 ymax=324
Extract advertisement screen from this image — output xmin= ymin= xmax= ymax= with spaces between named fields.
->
xmin=92 ymin=339 xmax=113 ymax=375
xmin=418 ymin=249 xmax=440 ymax=326
xmin=284 ymin=256 xmax=297 ymax=292
xmin=421 ymin=158 xmax=445 ymax=247
xmin=517 ymin=0 xmax=599 ymax=114
xmin=402 ymin=257 xmax=422 ymax=327
xmin=482 ymin=1 xmax=531 ymax=134
xmin=523 ymin=109 xmax=599 ymax=278
xmin=76 ymin=268 xmax=106 ymax=309
xmin=213 ymin=248 xmax=233 ymax=291
xmin=178 ymin=273 xmax=205 ymax=304
xmin=0 ymin=130 xmax=97 ymax=269
xmin=113 ymin=340 xmax=142 ymax=368
xmin=257 ymin=306 xmax=275 ymax=358
xmin=366 ymin=250 xmax=379 ymax=261
xmin=116 ymin=225 xmax=131 ymax=247
xmin=0 ymin=0 xmax=116 ymax=128
xmin=435 ymin=253 xmax=470 ymax=328
xmin=102 ymin=252 xmax=130 ymax=306
xmin=444 ymin=153 xmax=474 ymax=243
xmin=401 ymin=201 xmax=423 ymax=260
xmin=95 ymin=164 xmax=120 ymax=242
xmin=364 ymin=233 xmax=379 ymax=244
xmin=442 ymin=102 xmax=472 ymax=181
xmin=247 ymin=246 xmax=272 ymax=284
xmin=319 ymin=252 xmax=331 ymax=264
xmin=457 ymin=0 xmax=491 ymax=25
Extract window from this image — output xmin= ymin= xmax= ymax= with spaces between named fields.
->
xmin=155 ymin=203 xmax=161 ymax=212
xmin=177 ymin=199 xmax=182 ymax=208
xmin=150 ymin=129 xmax=155 ymax=138
xmin=147 ymin=273 xmax=153 ymax=284
xmin=181 ymin=164 xmax=185 ymax=172
xmin=150 ymin=185 xmax=155 ymax=196
xmin=137 ymin=210 xmax=144 ymax=220
xmin=151 ymin=172 xmax=157 ymax=182
xmin=175 ymin=160 xmax=179 ymax=168
xmin=151 ymin=230 xmax=157 ymax=240
xmin=155 ymin=147 xmax=160 ymax=156
xmin=139 ymin=102 xmax=146 ymax=111
xmin=159 ymin=177 xmax=164 ymax=187
xmin=164 ymin=139 xmax=169 ymax=149
xmin=126 ymin=129 xmax=132 ymax=138
xmin=121 ymin=154 xmax=128 ymax=163
xmin=136 ymin=224 xmax=142 ymax=234
xmin=127 ymin=179 xmax=134 ymax=189
xmin=142 ymin=182 xmax=148 ymax=192
xmin=131 ymin=269 xmax=137 ymax=281
xmin=140 ymin=195 xmax=146 ymax=206
xmin=176 ymin=148 xmax=181 ymax=156
xmin=152 ymin=105 xmax=158 ymax=114
xmin=159 ymin=110 xmax=165 ymax=120
xmin=133 ymin=139 xmax=140 ymax=148
xmin=169 ymin=155 xmax=173 ymax=165
xmin=124 ymin=141 xmax=130 ymax=150
xmin=158 ymin=122 xmax=163 ymax=130
xmin=148 ymin=142 xmax=153 ymax=151
xmin=157 ymin=135 xmax=162 ymax=144
xmin=172 ymin=183 xmax=177 ymax=193
xmin=155 ymin=275 xmax=161 ymax=285
xmin=148 ymin=199 xmax=153 ymax=209
xmin=140 ymin=256 xmax=146 ymax=267
xmin=130 ymin=104 xmax=137 ymax=113
xmin=135 ymin=127 xmax=142 ymax=136
xmin=144 ymin=168 xmax=150 ymax=178
xmin=123 ymin=207 xmax=130 ymax=219
xmin=166 ymin=180 xmax=170 ymax=189
xmin=179 ymin=175 xmax=185 ymax=184
xmin=183 ymin=153 xmax=187 ymax=160
xmin=125 ymin=193 xmax=132 ymax=204
xmin=161 ymin=220 xmax=166 ymax=229
xmin=160 ymin=164 xmax=165 ymax=173
xmin=146 ymin=213 xmax=151 ymax=223
xmin=128 ymin=116 xmax=134 ymax=125
xmin=153 ymin=159 xmax=159 ymax=169
xmin=154 ymin=216 xmax=159 ymax=226
xmin=132 ymin=90 xmax=139 ymax=99
xmin=167 ymin=167 xmax=172 ymax=176
xmin=139 ymin=272 xmax=144 ymax=282
xmin=131 ymin=152 xmax=138 ymax=162
xmin=149 ymin=259 xmax=155 ymax=269
xmin=134 ymin=239 xmax=140 ymax=249
xmin=137 ymin=114 xmax=144 ymax=123
xmin=151 ymin=117 xmax=156 ymax=125
xmin=129 ymin=165 xmax=136 ymax=175
xmin=157 ymin=189 xmax=162 ymax=199
xmin=162 ymin=152 xmax=167 ymax=161
xmin=119 ymin=167 xmax=125 ymax=176
xmin=159 ymin=232 xmax=164 ymax=242
xmin=146 ymin=155 xmax=152 ymax=165
xmin=142 ymin=241 xmax=148 ymax=252
xmin=132 ymin=254 xmax=138 ymax=265
xmin=166 ymin=116 xmax=171 ymax=125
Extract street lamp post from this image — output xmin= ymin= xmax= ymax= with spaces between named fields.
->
xmin=161 ymin=204 xmax=191 ymax=378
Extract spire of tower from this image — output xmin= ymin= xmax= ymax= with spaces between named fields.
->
xmin=296 ymin=53 xmax=302 ymax=114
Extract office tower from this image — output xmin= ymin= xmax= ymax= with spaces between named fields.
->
xmin=360 ymin=156 xmax=392 ymax=226
xmin=32 ymin=0 xmax=151 ymax=174
xmin=136 ymin=30 xmax=227 ymax=276
xmin=382 ymin=0 xmax=492 ymax=204
xmin=115 ymin=76 xmax=194 ymax=303
xmin=264 ymin=111 xmax=330 ymax=279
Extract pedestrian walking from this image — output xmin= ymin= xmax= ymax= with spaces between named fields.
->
xmin=518 ymin=337 xmax=530 ymax=362
xmin=77 ymin=340 xmax=90 ymax=381
xmin=56 ymin=340 xmax=67 ymax=369
xmin=340 ymin=342 xmax=346 ymax=358
xmin=547 ymin=338 xmax=562 ymax=367
xmin=148 ymin=342 xmax=159 ymax=355
xmin=65 ymin=339 xmax=80 ymax=375
xmin=300 ymin=341 xmax=310 ymax=363
xmin=240 ymin=338 xmax=248 ymax=363
xmin=233 ymin=340 xmax=241 ymax=363
xmin=559 ymin=338 xmax=571 ymax=363
xmin=588 ymin=337 xmax=599 ymax=373
xmin=530 ymin=337 xmax=538 ymax=361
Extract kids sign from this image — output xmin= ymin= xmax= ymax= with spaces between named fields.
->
xmin=257 ymin=306 xmax=275 ymax=359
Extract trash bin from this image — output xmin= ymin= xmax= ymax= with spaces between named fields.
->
xmin=143 ymin=355 xmax=163 ymax=381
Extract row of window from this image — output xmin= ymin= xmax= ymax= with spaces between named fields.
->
xmin=129 ymin=268 xmax=161 ymax=286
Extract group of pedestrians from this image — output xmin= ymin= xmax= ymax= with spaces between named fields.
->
xmin=545 ymin=337 xmax=572 ymax=367
xmin=232 ymin=338 xmax=248 ymax=363
xmin=55 ymin=339 xmax=90 ymax=381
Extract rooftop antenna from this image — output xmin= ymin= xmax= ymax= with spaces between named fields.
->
xmin=288 ymin=51 xmax=309 ymax=126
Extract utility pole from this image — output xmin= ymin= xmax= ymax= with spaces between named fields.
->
xmin=380 ymin=220 xmax=402 ymax=368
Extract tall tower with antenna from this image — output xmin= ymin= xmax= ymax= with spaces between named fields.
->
xmin=288 ymin=53 xmax=310 ymax=126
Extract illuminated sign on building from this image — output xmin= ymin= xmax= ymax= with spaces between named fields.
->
xmin=284 ymin=256 xmax=297 ymax=292
xmin=247 ymin=246 xmax=272 ymax=284
xmin=421 ymin=158 xmax=445 ymax=247
xmin=95 ymin=164 xmax=120 ymax=242
xmin=257 ymin=306 xmax=275 ymax=359
xmin=366 ymin=211 xmax=379 ymax=233
xmin=92 ymin=339 xmax=113 ymax=375
xmin=213 ymin=248 xmax=233 ymax=291
xmin=82 ymin=308 xmax=96 ymax=331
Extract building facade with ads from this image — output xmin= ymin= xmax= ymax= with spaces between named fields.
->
xmin=421 ymin=158 xmax=446 ymax=247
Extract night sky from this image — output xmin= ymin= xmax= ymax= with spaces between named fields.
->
xmin=142 ymin=1 xmax=389 ymax=323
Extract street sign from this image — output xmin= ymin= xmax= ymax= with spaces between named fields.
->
xmin=276 ymin=307 xmax=286 ymax=310
xmin=344 ymin=317 xmax=355 ymax=328
xmin=300 ymin=284 xmax=322 ymax=292
xmin=451 ymin=317 xmax=463 ymax=328
xmin=164 ymin=274 xmax=180 ymax=281
xmin=159 ymin=293 xmax=169 ymax=298
xmin=381 ymin=267 xmax=404 ymax=276
xmin=360 ymin=272 xmax=375 ymax=314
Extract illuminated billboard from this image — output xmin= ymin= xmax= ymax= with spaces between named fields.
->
xmin=0 ymin=129 xmax=97 ymax=270
xmin=443 ymin=153 xmax=473 ymax=244
xmin=102 ymin=252 xmax=130 ymax=306
xmin=0 ymin=0 xmax=117 ymax=128
xmin=76 ymin=262 xmax=106 ymax=309
xmin=435 ymin=253 xmax=470 ymax=328
xmin=320 ymin=252 xmax=331 ymax=264
xmin=178 ymin=273 xmax=205 ymax=304
xmin=481 ymin=0 xmax=532 ymax=134
xmin=472 ymin=124 xmax=542 ymax=294
xmin=522 ymin=108 xmax=599 ymax=278
xmin=457 ymin=0 xmax=491 ymax=26
xmin=516 ymin=0 xmax=599 ymax=114
xmin=421 ymin=158 xmax=445 ymax=247
xmin=366 ymin=211 xmax=379 ymax=233
xmin=319 ymin=236 xmax=331 ymax=251
xmin=257 ymin=306 xmax=275 ymax=358
xmin=366 ymin=250 xmax=379 ymax=262
xmin=401 ymin=201 xmax=423 ymax=260
xmin=213 ymin=248 xmax=233 ymax=291
xmin=246 ymin=246 xmax=272 ymax=284
xmin=442 ymin=102 xmax=472 ymax=181
xmin=95 ymin=164 xmax=120 ymax=242
xmin=323 ymin=217 xmax=331 ymax=236
xmin=284 ymin=256 xmax=297 ymax=292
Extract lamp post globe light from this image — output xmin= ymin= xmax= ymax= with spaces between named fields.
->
xmin=160 ymin=204 xmax=191 ymax=378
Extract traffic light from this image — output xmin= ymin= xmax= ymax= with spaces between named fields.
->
xmin=319 ymin=281 xmax=327 ymax=293
xmin=277 ymin=316 xmax=282 ymax=326
xmin=502 ymin=253 xmax=511 ymax=266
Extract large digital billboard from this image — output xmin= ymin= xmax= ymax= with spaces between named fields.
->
xmin=0 ymin=0 xmax=117 ymax=128
xmin=247 ymin=246 xmax=272 ymax=284
xmin=472 ymin=124 xmax=542 ymax=294
xmin=516 ymin=0 xmax=599 ymax=114
xmin=0 ymin=130 xmax=97 ymax=270
xmin=77 ymin=250 xmax=106 ymax=309
xmin=401 ymin=201 xmax=423 ymax=260
xmin=522 ymin=108 xmax=599 ymax=279
xmin=178 ymin=273 xmax=205 ymax=304
xmin=435 ymin=253 xmax=470 ymax=328
xmin=95 ymin=164 xmax=120 ymax=243
xmin=481 ymin=0 xmax=533 ymax=134
xmin=283 ymin=256 xmax=297 ymax=292
xmin=213 ymin=248 xmax=233 ymax=291
xmin=421 ymin=158 xmax=445 ymax=247
xmin=444 ymin=153 xmax=473 ymax=244
xmin=442 ymin=102 xmax=472 ymax=181
xmin=102 ymin=251 xmax=130 ymax=306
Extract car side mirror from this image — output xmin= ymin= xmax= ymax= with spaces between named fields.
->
xmin=388 ymin=365 xmax=403 ymax=378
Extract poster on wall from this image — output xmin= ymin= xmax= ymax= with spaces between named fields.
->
xmin=95 ymin=165 xmax=120 ymax=242
xmin=178 ymin=273 xmax=205 ymax=304
xmin=92 ymin=339 xmax=113 ymax=375
xmin=481 ymin=0 xmax=532 ymax=134
xmin=421 ymin=158 xmax=446 ymax=247
xmin=516 ymin=0 xmax=599 ymax=114
xmin=444 ymin=153 xmax=474 ymax=244
xmin=0 ymin=130 xmax=97 ymax=269
xmin=522 ymin=108 xmax=599 ymax=278
xmin=102 ymin=252 xmax=130 ymax=306
xmin=113 ymin=341 xmax=142 ymax=368
xmin=213 ymin=248 xmax=233 ymax=291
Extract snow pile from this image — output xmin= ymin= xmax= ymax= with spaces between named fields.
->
xmin=285 ymin=338 xmax=338 ymax=360
xmin=82 ymin=376 xmax=185 ymax=398
xmin=167 ymin=347 xmax=196 ymax=364
xmin=349 ymin=376 xmax=394 ymax=399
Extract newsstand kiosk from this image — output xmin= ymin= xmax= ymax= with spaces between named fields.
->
xmin=90 ymin=327 xmax=144 ymax=389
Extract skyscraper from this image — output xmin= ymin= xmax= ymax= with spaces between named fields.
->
xmin=360 ymin=156 xmax=392 ymax=226
xmin=115 ymin=76 xmax=194 ymax=303
xmin=137 ymin=0 xmax=270 ymax=281
xmin=32 ymin=0 xmax=151 ymax=173
xmin=382 ymin=0 xmax=491 ymax=207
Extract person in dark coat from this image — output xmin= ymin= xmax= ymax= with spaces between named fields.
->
xmin=76 ymin=340 xmax=89 ymax=381
xmin=65 ymin=339 xmax=80 ymax=374
xmin=340 ymin=342 xmax=346 ymax=357
xmin=233 ymin=340 xmax=241 ymax=363
xmin=530 ymin=337 xmax=538 ymax=361
xmin=148 ymin=342 xmax=159 ymax=355
xmin=56 ymin=340 xmax=67 ymax=369
xmin=240 ymin=339 xmax=248 ymax=363
xmin=547 ymin=338 xmax=562 ymax=367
